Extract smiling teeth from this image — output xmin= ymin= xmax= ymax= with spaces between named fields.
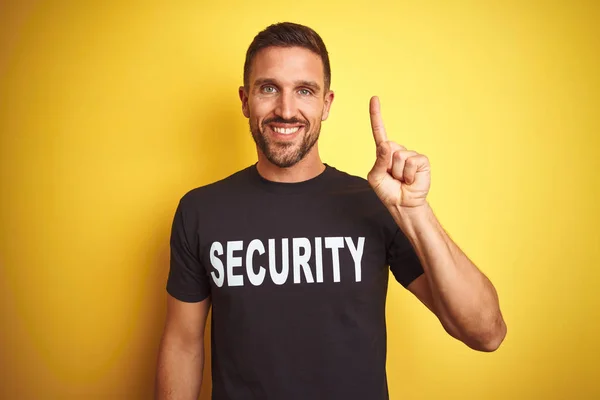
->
xmin=273 ymin=127 xmax=300 ymax=134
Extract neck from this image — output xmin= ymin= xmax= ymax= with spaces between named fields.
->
xmin=256 ymin=147 xmax=325 ymax=183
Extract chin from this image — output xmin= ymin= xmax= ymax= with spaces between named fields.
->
xmin=266 ymin=153 xmax=302 ymax=168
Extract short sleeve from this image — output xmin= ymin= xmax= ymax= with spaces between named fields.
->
xmin=387 ymin=227 xmax=425 ymax=288
xmin=166 ymin=198 xmax=211 ymax=302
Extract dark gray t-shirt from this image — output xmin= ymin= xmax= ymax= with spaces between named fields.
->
xmin=166 ymin=163 xmax=424 ymax=400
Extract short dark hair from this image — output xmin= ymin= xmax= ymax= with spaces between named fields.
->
xmin=243 ymin=22 xmax=331 ymax=92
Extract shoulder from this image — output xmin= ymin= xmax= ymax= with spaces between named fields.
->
xmin=328 ymin=165 xmax=399 ymax=233
xmin=326 ymin=165 xmax=373 ymax=192
xmin=177 ymin=165 xmax=252 ymax=208
xmin=326 ymin=166 xmax=384 ymax=208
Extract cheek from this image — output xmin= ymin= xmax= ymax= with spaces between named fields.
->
xmin=300 ymin=97 xmax=324 ymax=114
xmin=250 ymin=97 xmax=275 ymax=114
xmin=250 ymin=101 xmax=275 ymax=124
xmin=301 ymin=105 xmax=324 ymax=124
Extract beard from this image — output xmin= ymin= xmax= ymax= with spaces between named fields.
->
xmin=250 ymin=116 xmax=321 ymax=168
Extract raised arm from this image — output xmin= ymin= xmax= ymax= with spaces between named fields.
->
xmin=367 ymin=96 xmax=506 ymax=352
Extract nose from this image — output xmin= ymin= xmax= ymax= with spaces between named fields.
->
xmin=274 ymin=91 xmax=297 ymax=121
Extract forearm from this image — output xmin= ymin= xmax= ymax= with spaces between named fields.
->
xmin=390 ymin=202 xmax=506 ymax=351
xmin=155 ymin=336 xmax=205 ymax=400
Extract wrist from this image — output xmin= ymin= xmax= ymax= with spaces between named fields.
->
xmin=389 ymin=202 xmax=434 ymax=234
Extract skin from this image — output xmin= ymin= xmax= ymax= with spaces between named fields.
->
xmin=155 ymin=294 xmax=210 ymax=400
xmin=155 ymin=44 xmax=507 ymax=400
xmin=367 ymin=97 xmax=507 ymax=352
xmin=239 ymin=46 xmax=334 ymax=183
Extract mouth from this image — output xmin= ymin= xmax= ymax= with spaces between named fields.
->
xmin=266 ymin=124 xmax=305 ymax=140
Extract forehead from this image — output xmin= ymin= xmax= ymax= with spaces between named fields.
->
xmin=249 ymin=46 xmax=324 ymax=86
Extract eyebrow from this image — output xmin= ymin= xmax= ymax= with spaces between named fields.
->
xmin=253 ymin=78 xmax=322 ymax=93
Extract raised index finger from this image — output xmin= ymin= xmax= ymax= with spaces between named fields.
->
xmin=369 ymin=96 xmax=388 ymax=145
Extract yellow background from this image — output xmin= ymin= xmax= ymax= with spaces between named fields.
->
xmin=1 ymin=1 xmax=598 ymax=399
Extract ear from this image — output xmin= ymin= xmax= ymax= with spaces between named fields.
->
xmin=321 ymin=90 xmax=335 ymax=121
xmin=239 ymin=86 xmax=250 ymax=118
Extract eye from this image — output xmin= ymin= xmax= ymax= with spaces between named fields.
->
xmin=262 ymin=86 xmax=277 ymax=94
xmin=298 ymin=88 xmax=312 ymax=96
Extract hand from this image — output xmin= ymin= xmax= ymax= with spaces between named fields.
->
xmin=367 ymin=96 xmax=431 ymax=209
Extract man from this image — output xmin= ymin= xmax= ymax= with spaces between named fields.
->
xmin=155 ymin=22 xmax=506 ymax=400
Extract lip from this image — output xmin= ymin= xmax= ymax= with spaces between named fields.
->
xmin=267 ymin=125 xmax=304 ymax=141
